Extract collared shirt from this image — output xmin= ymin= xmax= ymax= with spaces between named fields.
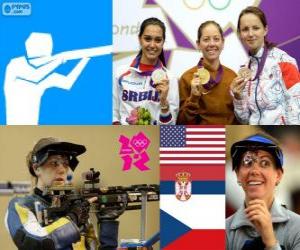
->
xmin=226 ymin=199 xmax=300 ymax=249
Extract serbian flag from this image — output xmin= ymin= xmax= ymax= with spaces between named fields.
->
xmin=160 ymin=125 xmax=225 ymax=250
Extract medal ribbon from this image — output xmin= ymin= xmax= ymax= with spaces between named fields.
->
xmin=131 ymin=54 xmax=164 ymax=87
xmin=197 ymin=58 xmax=223 ymax=90
xmin=248 ymin=46 xmax=268 ymax=81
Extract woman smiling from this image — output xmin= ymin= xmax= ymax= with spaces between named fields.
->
xmin=177 ymin=20 xmax=238 ymax=125
xmin=113 ymin=17 xmax=179 ymax=125
xmin=231 ymin=6 xmax=300 ymax=125
xmin=227 ymin=133 xmax=300 ymax=250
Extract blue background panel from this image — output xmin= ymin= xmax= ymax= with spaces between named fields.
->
xmin=0 ymin=0 xmax=112 ymax=124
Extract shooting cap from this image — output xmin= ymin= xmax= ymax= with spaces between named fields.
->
xmin=230 ymin=134 xmax=283 ymax=171
xmin=27 ymin=137 xmax=86 ymax=176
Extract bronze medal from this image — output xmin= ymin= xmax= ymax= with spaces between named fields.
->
xmin=238 ymin=67 xmax=252 ymax=80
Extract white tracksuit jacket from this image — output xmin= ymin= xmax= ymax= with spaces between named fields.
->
xmin=233 ymin=46 xmax=300 ymax=125
xmin=113 ymin=64 xmax=179 ymax=125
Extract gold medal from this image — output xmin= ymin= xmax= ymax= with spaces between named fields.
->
xmin=151 ymin=68 xmax=167 ymax=84
xmin=197 ymin=68 xmax=210 ymax=85
xmin=238 ymin=67 xmax=252 ymax=80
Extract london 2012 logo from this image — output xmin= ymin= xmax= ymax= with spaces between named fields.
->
xmin=175 ymin=172 xmax=192 ymax=201
xmin=119 ymin=132 xmax=151 ymax=172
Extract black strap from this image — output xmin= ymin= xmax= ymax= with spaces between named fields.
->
xmin=14 ymin=229 xmax=55 ymax=250
xmin=242 ymin=236 xmax=285 ymax=250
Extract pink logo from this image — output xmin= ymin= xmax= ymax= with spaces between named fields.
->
xmin=119 ymin=132 xmax=151 ymax=171
xmin=175 ymin=172 xmax=192 ymax=201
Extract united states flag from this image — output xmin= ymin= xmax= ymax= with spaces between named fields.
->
xmin=160 ymin=125 xmax=225 ymax=250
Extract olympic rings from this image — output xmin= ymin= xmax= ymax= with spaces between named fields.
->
xmin=132 ymin=139 xmax=148 ymax=147
xmin=208 ymin=0 xmax=231 ymax=10
xmin=183 ymin=0 xmax=231 ymax=10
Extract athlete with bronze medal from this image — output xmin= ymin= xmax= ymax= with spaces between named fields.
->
xmin=231 ymin=42 xmax=268 ymax=101
xmin=231 ymin=6 xmax=300 ymax=125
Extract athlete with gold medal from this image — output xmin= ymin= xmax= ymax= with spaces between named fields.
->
xmin=177 ymin=20 xmax=239 ymax=125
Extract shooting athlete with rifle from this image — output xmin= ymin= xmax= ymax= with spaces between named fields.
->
xmin=5 ymin=137 xmax=121 ymax=250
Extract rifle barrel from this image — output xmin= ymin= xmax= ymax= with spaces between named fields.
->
xmin=58 ymin=45 xmax=112 ymax=61
xmin=27 ymin=45 xmax=112 ymax=66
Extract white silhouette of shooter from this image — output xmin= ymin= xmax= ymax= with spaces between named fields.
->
xmin=4 ymin=32 xmax=112 ymax=125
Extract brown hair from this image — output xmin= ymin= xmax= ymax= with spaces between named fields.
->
xmin=197 ymin=20 xmax=224 ymax=42
xmin=26 ymin=138 xmax=55 ymax=177
xmin=237 ymin=6 xmax=275 ymax=49
xmin=26 ymin=150 xmax=37 ymax=177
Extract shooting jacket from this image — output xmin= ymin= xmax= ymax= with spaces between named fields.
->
xmin=5 ymin=188 xmax=118 ymax=250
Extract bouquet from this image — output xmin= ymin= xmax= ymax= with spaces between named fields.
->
xmin=126 ymin=107 xmax=152 ymax=125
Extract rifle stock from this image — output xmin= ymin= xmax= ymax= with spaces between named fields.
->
xmin=42 ymin=168 xmax=159 ymax=225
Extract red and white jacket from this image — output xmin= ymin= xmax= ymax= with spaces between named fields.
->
xmin=233 ymin=46 xmax=300 ymax=125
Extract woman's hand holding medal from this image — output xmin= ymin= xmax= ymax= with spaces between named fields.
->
xmin=191 ymin=68 xmax=210 ymax=97
xmin=230 ymin=67 xmax=252 ymax=100
xmin=151 ymin=69 xmax=170 ymax=112
xmin=191 ymin=72 xmax=203 ymax=97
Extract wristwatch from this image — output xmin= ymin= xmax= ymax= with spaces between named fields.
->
xmin=160 ymin=103 xmax=169 ymax=111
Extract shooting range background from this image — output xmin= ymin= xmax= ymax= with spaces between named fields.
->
xmin=0 ymin=126 xmax=159 ymax=250
xmin=0 ymin=0 xmax=112 ymax=124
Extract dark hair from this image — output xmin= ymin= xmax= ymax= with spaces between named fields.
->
xmin=237 ymin=6 xmax=275 ymax=49
xmin=137 ymin=17 xmax=166 ymax=66
xmin=197 ymin=20 xmax=224 ymax=42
